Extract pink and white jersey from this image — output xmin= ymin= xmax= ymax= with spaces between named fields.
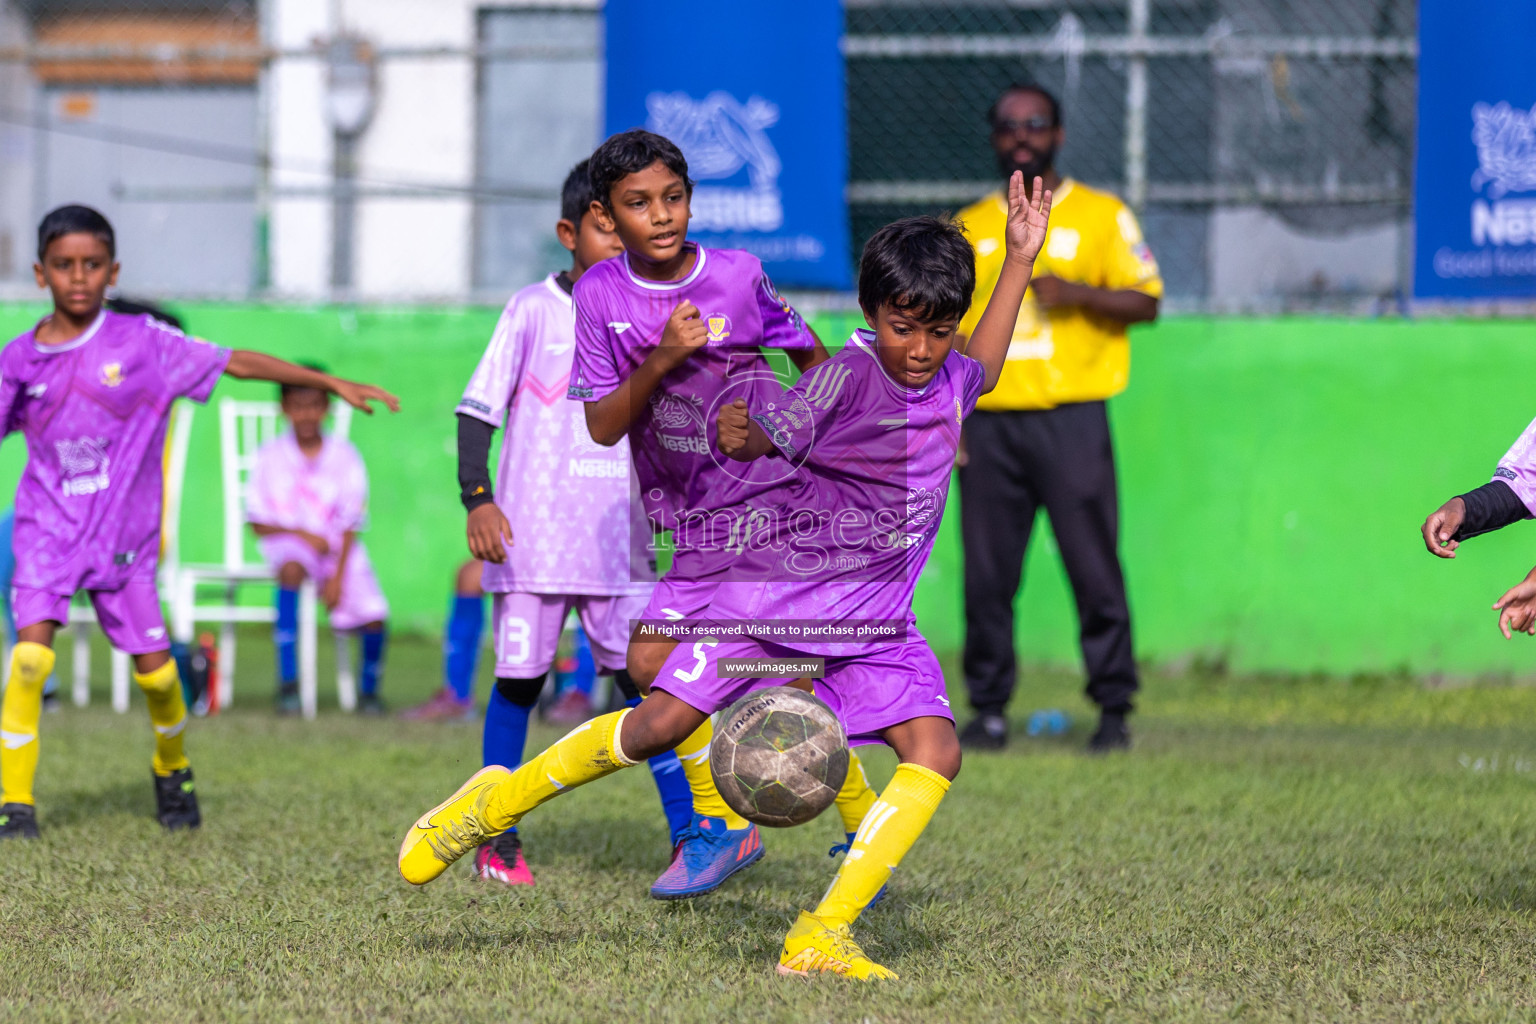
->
xmin=1496 ymin=418 xmax=1536 ymax=512
xmin=709 ymin=330 xmax=987 ymax=654
xmin=459 ymin=274 xmax=653 ymax=595
xmin=569 ymin=245 xmax=816 ymax=567
xmin=244 ymin=432 xmax=370 ymax=551
xmin=0 ymin=310 xmax=230 ymax=593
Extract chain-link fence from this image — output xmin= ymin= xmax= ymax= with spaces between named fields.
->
xmin=846 ymin=0 xmax=1416 ymax=311
xmin=0 ymin=0 xmax=1416 ymax=310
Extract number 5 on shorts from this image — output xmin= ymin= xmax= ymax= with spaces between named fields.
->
xmin=672 ymin=640 xmax=717 ymax=684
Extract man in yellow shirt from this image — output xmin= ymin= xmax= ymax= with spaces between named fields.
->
xmin=955 ymin=84 xmax=1161 ymax=754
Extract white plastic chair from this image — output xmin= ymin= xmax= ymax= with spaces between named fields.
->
xmin=165 ymin=398 xmax=354 ymax=719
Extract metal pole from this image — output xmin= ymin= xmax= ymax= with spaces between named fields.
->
xmin=1125 ymin=0 xmax=1150 ymax=212
xmin=331 ymin=131 xmax=355 ymax=292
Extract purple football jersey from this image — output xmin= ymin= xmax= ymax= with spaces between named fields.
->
xmin=569 ymin=245 xmax=815 ymax=577
xmin=706 ymin=329 xmax=986 ymax=653
xmin=459 ymin=274 xmax=653 ymax=595
xmin=0 ymin=310 xmax=230 ymax=593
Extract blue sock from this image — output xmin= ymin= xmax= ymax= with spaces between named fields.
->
xmin=629 ymin=697 xmax=694 ymax=842
xmin=483 ymin=685 xmax=532 ymax=769
xmin=360 ymin=628 xmax=386 ymax=697
xmin=275 ymin=587 xmax=299 ymax=684
xmin=443 ymin=594 xmax=484 ymax=701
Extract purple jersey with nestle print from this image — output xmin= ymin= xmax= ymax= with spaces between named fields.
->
xmin=0 ymin=310 xmax=230 ymax=593
xmin=569 ymin=245 xmax=815 ymax=575
xmin=461 ymin=274 xmax=653 ymax=595
xmin=720 ymin=329 xmax=986 ymax=654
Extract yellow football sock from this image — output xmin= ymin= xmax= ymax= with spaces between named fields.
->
xmin=834 ymin=751 xmax=878 ymax=835
xmin=485 ymin=709 xmax=636 ymax=833
xmin=673 ymin=716 xmax=749 ymax=830
xmin=814 ymin=762 xmax=950 ymax=927
xmin=0 ymin=643 xmax=54 ymax=806
xmin=135 ymin=660 xmax=190 ymax=776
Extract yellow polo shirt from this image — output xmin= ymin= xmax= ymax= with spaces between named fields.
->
xmin=956 ymin=179 xmax=1163 ymax=411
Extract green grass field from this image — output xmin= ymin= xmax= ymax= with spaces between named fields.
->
xmin=5 ymin=632 xmax=1536 ymax=1023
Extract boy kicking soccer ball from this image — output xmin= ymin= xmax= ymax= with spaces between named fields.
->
xmin=451 ymin=160 xmax=693 ymax=884
xmin=245 ymin=367 xmax=391 ymax=715
xmin=564 ymin=129 xmax=881 ymax=898
xmin=399 ymin=172 xmax=1053 ymax=979
xmin=0 ymin=205 xmax=397 ymax=839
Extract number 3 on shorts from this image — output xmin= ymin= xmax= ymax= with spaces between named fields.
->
xmin=672 ymin=640 xmax=717 ymax=684
xmin=501 ymin=617 xmax=530 ymax=664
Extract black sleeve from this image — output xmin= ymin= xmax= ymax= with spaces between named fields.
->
xmin=1451 ymin=479 xmax=1532 ymax=541
xmin=457 ymin=413 xmax=497 ymax=512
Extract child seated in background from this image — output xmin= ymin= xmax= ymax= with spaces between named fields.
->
xmin=246 ymin=368 xmax=390 ymax=714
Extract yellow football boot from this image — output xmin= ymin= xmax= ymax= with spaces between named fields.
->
xmin=776 ymin=911 xmax=898 ymax=980
xmin=398 ymin=765 xmax=511 ymax=885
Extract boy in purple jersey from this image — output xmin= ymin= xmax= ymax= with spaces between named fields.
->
xmin=0 ymin=205 xmax=397 ymax=840
xmin=562 ymin=130 xmax=881 ymax=899
xmin=398 ymin=173 xmax=1053 ymax=981
xmin=448 ymin=160 xmax=693 ymax=887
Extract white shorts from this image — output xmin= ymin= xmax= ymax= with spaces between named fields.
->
xmin=492 ymin=591 xmax=651 ymax=679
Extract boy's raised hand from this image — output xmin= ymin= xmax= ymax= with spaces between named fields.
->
xmin=1006 ymin=171 xmax=1053 ymax=266
xmin=467 ymin=503 xmax=514 ymax=563
xmin=717 ymin=398 xmax=752 ymax=458
xmin=1494 ymin=569 xmax=1536 ymax=638
xmin=333 ymin=379 xmax=401 ymax=415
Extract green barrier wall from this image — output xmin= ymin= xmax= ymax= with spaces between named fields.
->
xmin=2 ymin=301 xmax=1534 ymax=676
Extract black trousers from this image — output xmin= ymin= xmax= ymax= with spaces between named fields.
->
xmin=958 ymin=402 xmax=1138 ymax=715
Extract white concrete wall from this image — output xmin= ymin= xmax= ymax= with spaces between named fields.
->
xmin=268 ymin=0 xmax=480 ymax=300
xmin=0 ymin=1 xmax=36 ymax=289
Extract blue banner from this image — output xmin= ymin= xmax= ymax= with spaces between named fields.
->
xmin=604 ymin=0 xmax=850 ymax=290
xmin=1414 ymin=2 xmax=1536 ymax=299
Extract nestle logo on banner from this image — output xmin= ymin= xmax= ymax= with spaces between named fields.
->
xmin=646 ymin=91 xmax=784 ymax=233
xmin=1470 ymin=102 xmax=1536 ymax=246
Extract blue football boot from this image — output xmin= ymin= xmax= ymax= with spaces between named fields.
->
xmin=829 ymin=832 xmax=889 ymax=909
xmin=649 ymin=812 xmax=764 ymax=900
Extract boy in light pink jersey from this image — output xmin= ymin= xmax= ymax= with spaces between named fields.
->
xmin=0 ymin=205 xmax=397 ymax=841
xmin=398 ymin=173 xmax=1054 ymax=979
xmin=246 ymin=371 xmax=390 ymax=714
xmin=451 ymin=161 xmax=692 ymax=887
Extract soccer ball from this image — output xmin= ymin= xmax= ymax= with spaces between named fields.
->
xmin=709 ymin=686 xmax=849 ymax=828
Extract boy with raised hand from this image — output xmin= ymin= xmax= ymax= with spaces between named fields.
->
xmin=564 ymin=129 xmax=883 ymax=899
xmin=0 ymin=204 xmax=397 ymax=840
xmin=246 ymin=366 xmax=390 ymax=715
xmin=451 ymin=160 xmax=694 ymax=887
xmin=398 ymin=173 xmax=1053 ymax=980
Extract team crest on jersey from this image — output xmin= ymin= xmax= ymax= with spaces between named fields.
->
xmin=705 ymin=314 xmax=732 ymax=342
xmin=99 ymin=362 xmax=124 ymax=388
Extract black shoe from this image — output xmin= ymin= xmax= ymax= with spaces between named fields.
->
xmin=1087 ymin=712 xmax=1131 ymax=754
xmin=0 ymin=803 xmax=39 ymax=840
xmin=959 ymin=714 xmax=1008 ymax=750
xmin=154 ymin=768 xmax=202 ymax=830
xmin=276 ymin=684 xmax=301 ymax=716
xmin=356 ymin=693 xmax=385 ymax=716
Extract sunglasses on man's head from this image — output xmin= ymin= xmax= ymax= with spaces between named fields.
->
xmin=992 ymin=116 xmax=1055 ymax=134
